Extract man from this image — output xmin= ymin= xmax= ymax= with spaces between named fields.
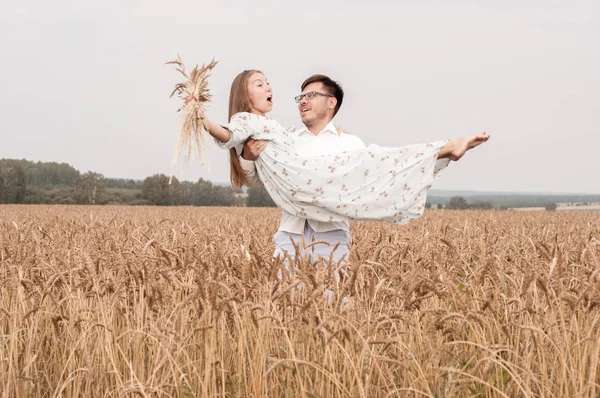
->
xmin=239 ymin=74 xmax=365 ymax=265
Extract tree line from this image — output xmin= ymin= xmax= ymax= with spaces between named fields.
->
xmin=426 ymin=193 xmax=600 ymax=209
xmin=0 ymin=159 xmax=276 ymax=207
xmin=430 ymin=196 xmax=558 ymax=211
xmin=3 ymin=158 xmax=597 ymax=209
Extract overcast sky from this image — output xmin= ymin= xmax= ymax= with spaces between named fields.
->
xmin=1 ymin=0 xmax=598 ymax=193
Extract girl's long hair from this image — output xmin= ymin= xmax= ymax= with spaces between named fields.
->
xmin=228 ymin=70 xmax=261 ymax=189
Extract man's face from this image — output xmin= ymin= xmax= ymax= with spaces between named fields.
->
xmin=297 ymin=82 xmax=335 ymax=126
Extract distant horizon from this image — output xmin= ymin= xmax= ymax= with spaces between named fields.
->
xmin=3 ymin=156 xmax=599 ymax=196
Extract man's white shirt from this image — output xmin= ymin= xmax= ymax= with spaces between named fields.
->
xmin=239 ymin=122 xmax=366 ymax=234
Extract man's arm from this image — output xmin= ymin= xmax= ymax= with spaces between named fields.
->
xmin=350 ymin=135 xmax=366 ymax=150
xmin=239 ymin=138 xmax=267 ymax=187
xmin=333 ymin=124 xmax=365 ymax=149
xmin=239 ymin=157 xmax=261 ymax=187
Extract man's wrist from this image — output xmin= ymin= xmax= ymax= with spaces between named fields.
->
xmin=239 ymin=156 xmax=256 ymax=169
xmin=241 ymin=150 xmax=257 ymax=161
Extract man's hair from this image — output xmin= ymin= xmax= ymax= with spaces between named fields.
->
xmin=301 ymin=74 xmax=344 ymax=117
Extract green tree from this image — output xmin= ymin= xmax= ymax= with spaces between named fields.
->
xmin=447 ymin=196 xmax=470 ymax=210
xmin=76 ymin=172 xmax=107 ymax=204
xmin=188 ymin=179 xmax=238 ymax=207
xmin=0 ymin=161 xmax=26 ymax=204
xmin=142 ymin=174 xmax=183 ymax=206
xmin=192 ymin=179 xmax=214 ymax=206
xmin=211 ymin=186 xmax=235 ymax=206
xmin=105 ymin=178 xmax=143 ymax=190
xmin=247 ymin=185 xmax=276 ymax=207
xmin=470 ymin=201 xmax=493 ymax=210
xmin=179 ymin=181 xmax=195 ymax=205
xmin=545 ymin=203 xmax=557 ymax=211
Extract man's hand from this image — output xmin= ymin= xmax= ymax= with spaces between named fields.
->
xmin=241 ymin=139 xmax=268 ymax=161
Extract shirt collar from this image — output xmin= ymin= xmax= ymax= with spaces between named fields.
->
xmin=296 ymin=121 xmax=339 ymax=137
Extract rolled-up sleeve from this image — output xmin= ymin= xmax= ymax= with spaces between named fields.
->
xmin=213 ymin=113 xmax=254 ymax=150
xmin=239 ymin=157 xmax=262 ymax=187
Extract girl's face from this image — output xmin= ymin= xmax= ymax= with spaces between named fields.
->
xmin=247 ymin=72 xmax=273 ymax=116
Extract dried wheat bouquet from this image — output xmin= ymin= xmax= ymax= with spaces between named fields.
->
xmin=167 ymin=55 xmax=218 ymax=181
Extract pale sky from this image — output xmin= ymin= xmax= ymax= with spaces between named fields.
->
xmin=1 ymin=0 xmax=598 ymax=193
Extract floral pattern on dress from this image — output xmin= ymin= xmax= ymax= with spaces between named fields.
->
xmin=216 ymin=112 xmax=450 ymax=225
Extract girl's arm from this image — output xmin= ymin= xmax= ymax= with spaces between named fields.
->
xmin=203 ymin=117 xmax=231 ymax=143
xmin=203 ymin=113 xmax=255 ymax=150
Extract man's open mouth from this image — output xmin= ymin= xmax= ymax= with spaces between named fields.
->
xmin=267 ymin=96 xmax=273 ymax=104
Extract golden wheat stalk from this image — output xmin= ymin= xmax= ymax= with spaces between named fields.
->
xmin=167 ymin=55 xmax=219 ymax=183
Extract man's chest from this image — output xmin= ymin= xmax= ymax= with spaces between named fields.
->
xmin=293 ymin=134 xmax=357 ymax=156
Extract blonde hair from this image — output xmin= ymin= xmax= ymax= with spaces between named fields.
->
xmin=228 ymin=70 xmax=262 ymax=189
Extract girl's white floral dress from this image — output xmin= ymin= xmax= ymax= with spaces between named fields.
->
xmin=216 ymin=112 xmax=450 ymax=225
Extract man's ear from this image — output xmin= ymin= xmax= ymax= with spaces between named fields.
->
xmin=329 ymin=97 xmax=337 ymax=111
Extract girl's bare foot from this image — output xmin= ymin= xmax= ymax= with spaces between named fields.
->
xmin=441 ymin=132 xmax=490 ymax=161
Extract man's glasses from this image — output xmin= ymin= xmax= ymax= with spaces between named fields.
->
xmin=294 ymin=91 xmax=334 ymax=103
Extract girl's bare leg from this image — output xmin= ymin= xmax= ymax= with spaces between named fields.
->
xmin=438 ymin=132 xmax=490 ymax=161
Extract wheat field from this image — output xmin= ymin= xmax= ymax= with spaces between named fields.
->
xmin=1 ymin=205 xmax=599 ymax=397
